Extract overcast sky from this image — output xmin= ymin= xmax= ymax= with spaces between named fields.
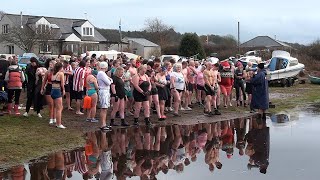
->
xmin=1 ymin=0 xmax=319 ymax=44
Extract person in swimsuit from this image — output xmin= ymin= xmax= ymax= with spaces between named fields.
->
xmin=203 ymin=62 xmax=215 ymax=116
xmin=170 ymin=63 xmax=185 ymax=117
xmin=132 ymin=65 xmax=152 ymax=126
xmin=146 ymin=61 xmax=162 ymax=121
xmin=51 ymin=62 xmax=66 ymax=129
xmin=122 ymin=63 xmax=134 ymax=116
xmin=165 ymin=62 xmax=173 ymax=112
xmin=234 ymin=62 xmax=247 ymax=107
xmin=41 ymin=59 xmax=57 ymax=125
xmin=196 ymin=65 xmax=205 ymax=106
xmin=155 ymin=66 xmax=169 ymax=121
xmin=85 ymin=73 xmax=99 ymax=123
xmin=211 ymin=63 xmax=221 ymax=115
xmin=47 ymin=151 xmax=65 ymax=180
xmin=110 ymin=67 xmax=129 ymax=127
xmin=186 ymin=60 xmax=197 ymax=109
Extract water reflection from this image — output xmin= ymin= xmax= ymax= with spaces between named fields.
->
xmin=0 ymin=116 xmax=270 ymax=179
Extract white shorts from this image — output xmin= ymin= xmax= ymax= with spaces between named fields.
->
xmin=98 ymin=89 xmax=111 ymax=109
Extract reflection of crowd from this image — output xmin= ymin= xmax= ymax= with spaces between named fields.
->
xmin=0 ymin=116 xmax=270 ymax=179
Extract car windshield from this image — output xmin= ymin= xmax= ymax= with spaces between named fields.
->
xmin=19 ymin=58 xmax=30 ymax=64
xmin=163 ymin=57 xmax=173 ymax=61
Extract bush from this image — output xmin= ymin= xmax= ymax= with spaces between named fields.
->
xmin=179 ymin=33 xmax=206 ymax=59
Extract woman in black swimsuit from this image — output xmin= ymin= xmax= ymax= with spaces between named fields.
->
xmin=110 ymin=67 xmax=129 ymax=127
xmin=146 ymin=61 xmax=161 ymax=121
xmin=132 ymin=65 xmax=152 ymax=126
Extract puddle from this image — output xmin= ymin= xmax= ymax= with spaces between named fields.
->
xmin=1 ymin=111 xmax=320 ymax=180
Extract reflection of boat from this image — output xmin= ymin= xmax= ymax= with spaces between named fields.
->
xmin=266 ymin=51 xmax=305 ymax=86
xmin=269 ymin=112 xmax=298 ymax=127
xmin=309 ymin=75 xmax=320 ymax=85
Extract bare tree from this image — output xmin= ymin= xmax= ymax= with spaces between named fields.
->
xmin=0 ymin=10 xmax=5 ymax=20
xmin=0 ymin=24 xmax=57 ymax=52
xmin=144 ymin=18 xmax=173 ymax=48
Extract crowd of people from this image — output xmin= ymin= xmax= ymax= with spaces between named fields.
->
xmin=0 ymin=117 xmax=270 ymax=179
xmin=0 ymin=52 xmax=269 ymax=130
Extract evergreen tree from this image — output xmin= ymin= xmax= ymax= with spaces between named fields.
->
xmin=179 ymin=33 xmax=206 ymax=59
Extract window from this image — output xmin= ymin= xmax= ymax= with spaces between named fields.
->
xmin=7 ymin=45 xmax=14 ymax=54
xmin=82 ymin=27 xmax=93 ymax=36
xmin=39 ymin=43 xmax=51 ymax=53
xmin=2 ymin=24 xmax=9 ymax=34
xmin=36 ymin=24 xmax=50 ymax=34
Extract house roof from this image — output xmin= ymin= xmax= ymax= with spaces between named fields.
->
xmin=124 ymin=37 xmax=159 ymax=47
xmin=72 ymin=20 xmax=87 ymax=27
xmin=4 ymin=13 xmax=107 ymax=42
xmin=240 ymin=36 xmax=292 ymax=48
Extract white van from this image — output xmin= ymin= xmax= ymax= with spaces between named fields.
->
xmin=160 ymin=55 xmax=180 ymax=63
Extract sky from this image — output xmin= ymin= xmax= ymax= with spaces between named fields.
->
xmin=1 ymin=0 xmax=319 ymax=44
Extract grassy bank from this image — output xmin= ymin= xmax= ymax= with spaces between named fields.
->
xmin=268 ymin=83 xmax=320 ymax=113
xmin=0 ymin=116 xmax=84 ymax=168
xmin=0 ymin=82 xmax=320 ymax=168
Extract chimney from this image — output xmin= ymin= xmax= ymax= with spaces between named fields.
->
xmin=20 ymin=11 xmax=23 ymax=28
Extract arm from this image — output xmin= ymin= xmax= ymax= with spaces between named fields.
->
xmin=41 ymin=72 xmax=48 ymax=94
xmin=111 ymin=83 xmax=116 ymax=95
xmin=60 ymin=73 xmax=65 ymax=94
xmin=101 ymin=73 xmax=112 ymax=86
xmin=4 ymin=70 xmax=9 ymax=82
xmin=64 ymin=66 xmax=72 ymax=76
xmin=146 ymin=75 xmax=151 ymax=91
xmin=132 ymin=75 xmax=144 ymax=93
xmin=93 ymin=79 xmax=99 ymax=90
xmin=217 ymin=72 xmax=221 ymax=83
xmin=21 ymin=70 xmax=26 ymax=82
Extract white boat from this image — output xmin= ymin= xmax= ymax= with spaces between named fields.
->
xmin=266 ymin=51 xmax=305 ymax=84
xmin=81 ymin=50 xmax=138 ymax=60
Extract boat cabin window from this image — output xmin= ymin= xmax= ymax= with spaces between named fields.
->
xmin=289 ymin=60 xmax=298 ymax=67
xmin=268 ymin=57 xmax=288 ymax=71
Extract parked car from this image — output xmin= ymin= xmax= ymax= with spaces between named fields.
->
xmin=0 ymin=54 xmax=16 ymax=60
xmin=18 ymin=53 xmax=40 ymax=68
xmin=160 ymin=55 xmax=180 ymax=63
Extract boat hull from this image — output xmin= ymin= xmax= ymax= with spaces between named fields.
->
xmin=267 ymin=63 xmax=305 ymax=81
xmin=309 ymin=75 xmax=320 ymax=84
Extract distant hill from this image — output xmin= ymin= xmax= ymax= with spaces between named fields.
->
xmin=97 ymin=28 xmax=237 ymax=47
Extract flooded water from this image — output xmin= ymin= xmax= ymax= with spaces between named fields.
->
xmin=1 ymin=110 xmax=320 ymax=180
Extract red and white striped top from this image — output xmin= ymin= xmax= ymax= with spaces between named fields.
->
xmin=64 ymin=65 xmax=72 ymax=85
xmin=73 ymin=67 xmax=85 ymax=92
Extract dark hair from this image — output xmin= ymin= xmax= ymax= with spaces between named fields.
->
xmin=182 ymin=61 xmax=188 ymax=66
xmin=30 ymin=57 xmax=37 ymax=63
xmin=91 ymin=54 xmax=97 ymax=59
xmin=79 ymin=60 xmax=86 ymax=68
xmin=154 ymin=57 xmax=161 ymax=63
xmin=142 ymin=59 xmax=149 ymax=65
xmin=169 ymin=58 xmax=176 ymax=64
xmin=53 ymin=62 xmax=63 ymax=75
xmin=113 ymin=59 xmax=120 ymax=66
xmin=44 ymin=58 xmax=53 ymax=69
xmin=147 ymin=61 xmax=154 ymax=68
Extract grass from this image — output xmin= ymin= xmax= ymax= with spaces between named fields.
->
xmin=0 ymin=82 xmax=320 ymax=168
xmin=0 ymin=115 xmax=84 ymax=168
xmin=268 ymin=83 xmax=320 ymax=113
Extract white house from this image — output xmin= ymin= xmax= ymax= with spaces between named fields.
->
xmin=0 ymin=13 xmax=107 ymax=55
